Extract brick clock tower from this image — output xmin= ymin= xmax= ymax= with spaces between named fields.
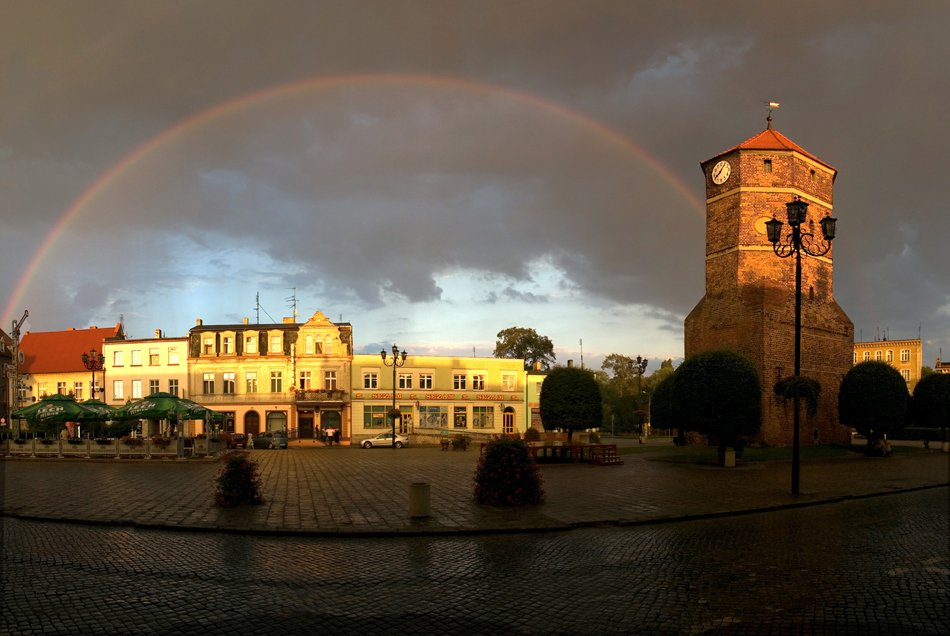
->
xmin=684 ymin=122 xmax=854 ymax=445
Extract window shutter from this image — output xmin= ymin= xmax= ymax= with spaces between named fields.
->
xmin=259 ymin=331 xmax=268 ymax=355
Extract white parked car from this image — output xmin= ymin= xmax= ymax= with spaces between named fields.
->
xmin=361 ymin=432 xmax=409 ymax=449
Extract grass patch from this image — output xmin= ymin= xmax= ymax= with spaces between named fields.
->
xmin=641 ymin=444 xmax=874 ymax=463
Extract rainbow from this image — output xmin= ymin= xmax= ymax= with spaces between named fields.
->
xmin=2 ymin=73 xmax=704 ymax=327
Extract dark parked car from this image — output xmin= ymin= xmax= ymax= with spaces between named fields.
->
xmin=250 ymin=430 xmax=287 ymax=449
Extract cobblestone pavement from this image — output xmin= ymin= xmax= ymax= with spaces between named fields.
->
xmin=1 ymin=489 xmax=946 ymax=635
xmin=2 ymin=445 xmax=948 ymax=534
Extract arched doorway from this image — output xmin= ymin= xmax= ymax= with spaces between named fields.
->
xmin=503 ymin=407 xmax=515 ymax=435
xmin=244 ymin=411 xmax=260 ymax=436
xmin=266 ymin=411 xmax=287 ymax=432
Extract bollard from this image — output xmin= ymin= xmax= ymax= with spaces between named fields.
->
xmin=943 ymin=441 xmax=949 ymax=453
xmin=409 ymin=482 xmax=430 ymax=518
xmin=724 ymin=450 xmax=736 ymax=468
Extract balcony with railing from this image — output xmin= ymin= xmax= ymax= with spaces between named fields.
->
xmin=294 ymin=389 xmax=347 ymax=403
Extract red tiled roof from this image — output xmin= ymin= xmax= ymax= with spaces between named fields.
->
xmin=703 ymin=127 xmax=835 ymax=171
xmin=19 ymin=324 xmax=122 ymax=374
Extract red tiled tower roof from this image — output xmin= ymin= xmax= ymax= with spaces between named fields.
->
xmin=19 ymin=324 xmax=123 ymax=374
xmin=703 ymin=127 xmax=835 ymax=172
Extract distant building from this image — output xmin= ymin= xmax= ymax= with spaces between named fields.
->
xmin=853 ymin=338 xmax=922 ymax=392
xmin=0 ymin=328 xmax=12 ymax=422
xmin=934 ymin=357 xmax=950 ymax=374
xmin=16 ymin=323 xmax=124 ymax=412
xmin=525 ymin=361 xmax=547 ymax=430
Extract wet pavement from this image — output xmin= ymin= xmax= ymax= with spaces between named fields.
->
xmin=1 ymin=444 xmax=947 ymax=535
xmin=1 ymin=488 xmax=946 ymax=635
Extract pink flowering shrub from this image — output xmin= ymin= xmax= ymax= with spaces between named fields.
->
xmin=214 ymin=451 xmax=264 ymax=508
xmin=473 ymin=438 xmax=545 ymax=506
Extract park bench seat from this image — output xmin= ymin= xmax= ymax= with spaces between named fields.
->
xmin=590 ymin=444 xmax=624 ymax=466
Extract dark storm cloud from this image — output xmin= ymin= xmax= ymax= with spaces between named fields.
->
xmin=1 ymin=1 xmax=948 ymax=360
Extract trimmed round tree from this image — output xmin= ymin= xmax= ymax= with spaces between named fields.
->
xmin=911 ymin=373 xmax=950 ymax=444
xmin=838 ymin=361 xmax=909 ymax=439
xmin=673 ymin=350 xmax=761 ymax=446
xmin=539 ymin=366 xmax=603 ymax=441
xmin=650 ymin=374 xmax=675 ymax=431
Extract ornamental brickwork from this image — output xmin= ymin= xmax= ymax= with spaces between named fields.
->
xmin=684 ymin=127 xmax=854 ymax=446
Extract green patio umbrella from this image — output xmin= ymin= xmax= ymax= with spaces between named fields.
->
xmin=78 ymin=398 xmax=118 ymax=420
xmin=11 ymin=393 xmax=101 ymax=423
xmin=112 ymin=392 xmax=220 ymax=421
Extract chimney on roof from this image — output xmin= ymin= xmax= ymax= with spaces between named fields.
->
xmin=567 ymin=359 xmax=573 ymax=368
xmin=196 ymin=318 xmax=203 ymax=326
xmin=532 ymin=361 xmax=542 ymax=371
xmin=283 ymin=317 xmax=295 ymax=324
xmin=243 ymin=317 xmax=249 ymax=325
xmin=155 ymin=329 xmax=162 ymax=338
xmin=89 ymin=326 xmax=97 ymax=329
xmin=67 ymin=327 xmax=75 ymax=331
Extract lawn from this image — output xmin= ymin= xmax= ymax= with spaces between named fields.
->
xmin=616 ymin=443 xmax=924 ymax=462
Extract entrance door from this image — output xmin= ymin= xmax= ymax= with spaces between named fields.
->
xmin=321 ymin=411 xmax=340 ymax=434
xmin=299 ymin=415 xmax=314 ymax=439
xmin=244 ymin=411 xmax=260 ymax=436
xmin=503 ymin=408 xmax=515 ymax=435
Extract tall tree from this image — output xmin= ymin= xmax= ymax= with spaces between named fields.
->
xmin=539 ymin=366 xmax=602 ymax=441
xmin=910 ymin=373 xmax=950 ymax=444
xmin=493 ymin=327 xmax=556 ymax=370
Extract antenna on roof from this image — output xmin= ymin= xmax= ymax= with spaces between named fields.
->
xmin=255 ymin=293 xmax=260 ymax=324
xmin=285 ymin=287 xmax=298 ymax=323
xmin=763 ymin=101 xmax=779 ymax=129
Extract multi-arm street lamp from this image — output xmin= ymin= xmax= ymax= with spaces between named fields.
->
xmin=80 ymin=348 xmax=105 ymax=401
xmin=381 ymin=343 xmax=407 ymax=448
xmin=766 ymin=197 xmax=837 ymax=495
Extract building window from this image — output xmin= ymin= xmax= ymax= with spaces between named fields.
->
xmin=810 ymin=169 xmax=816 ymax=182
xmin=131 ymin=350 xmax=141 ymax=366
xmin=203 ymin=373 xmax=215 ymax=394
xmin=853 ymin=352 xmax=857 ymax=364
xmin=453 ymin=374 xmax=466 ymax=390
xmin=763 ymin=159 xmax=772 ymax=173
xmin=901 ymin=349 xmax=910 ymax=362
xmin=364 ymin=405 xmax=387 ymax=428
xmin=203 ymin=338 xmax=213 ymax=355
xmin=168 ymin=379 xmax=179 ymax=397
xmin=324 ymin=371 xmax=337 ymax=390
xmin=473 ymin=406 xmax=494 ymax=428
xmin=246 ymin=372 xmax=258 ymax=393
xmin=901 ymin=369 xmax=911 ymax=382
xmin=168 ymin=347 xmax=179 ymax=365
xmin=399 ymin=373 xmax=412 ymax=389
xmin=245 ymin=337 xmax=257 ymax=354
xmin=113 ymin=351 xmax=123 ymax=366
xmin=132 ymin=380 xmax=142 ymax=399
xmin=454 ymin=406 xmax=467 ymax=428
xmin=419 ymin=374 xmax=433 ymax=389
xmin=863 ymin=351 xmax=870 ymax=362
xmin=223 ymin=337 xmax=234 ymax=354
xmin=270 ymin=371 xmax=283 ymax=393
xmin=363 ymin=373 xmax=378 ymax=389
xmin=886 ymin=350 xmax=893 ymax=362
xmin=325 ymin=336 xmax=333 ymax=355
xmin=37 ymin=382 xmax=47 ymax=397
xmin=472 ymin=375 xmax=485 ymax=390
xmin=536 ymin=381 xmax=543 ymax=395
xmin=223 ymin=372 xmax=235 ymax=394
xmin=57 ymin=381 xmax=67 ymax=395
xmin=502 ymin=375 xmax=515 ymax=391
xmin=419 ymin=405 xmax=447 ymax=428
xmin=875 ymin=351 xmax=882 ymax=361
xmin=149 ymin=379 xmax=159 ymax=395
xmin=114 ymin=380 xmax=124 ymax=400
xmin=149 ymin=348 xmax=160 ymax=366
xmin=270 ymin=335 xmax=282 ymax=353
xmin=306 ymin=335 xmax=314 ymax=355
xmin=73 ymin=382 xmax=83 ymax=400
xmin=299 ymin=371 xmax=312 ymax=390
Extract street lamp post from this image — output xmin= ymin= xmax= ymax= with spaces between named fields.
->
xmin=81 ymin=349 xmax=105 ymax=400
xmin=766 ymin=198 xmax=837 ymax=495
xmin=628 ymin=356 xmax=649 ymax=433
xmin=381 ymin=343 xmax=407 ymax=448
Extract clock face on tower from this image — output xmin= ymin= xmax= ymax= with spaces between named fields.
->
xmin=711 ymin=160 xmax=731 ymax=185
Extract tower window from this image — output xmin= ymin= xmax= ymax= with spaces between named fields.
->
xmin=810 ymin=169 xmax=816 ymax=182
xmin=763 ymin=159 xmax=772 ymax=173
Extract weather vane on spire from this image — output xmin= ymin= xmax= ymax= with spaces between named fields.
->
xmin=763 ymin=101 xmax=780 ymax=129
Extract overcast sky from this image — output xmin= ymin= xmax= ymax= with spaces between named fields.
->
xmin=2 ymin=1 xmax=948 ymax=373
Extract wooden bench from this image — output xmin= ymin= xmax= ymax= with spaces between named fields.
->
xmin=590 ymin=444 xmax=624 ymax=466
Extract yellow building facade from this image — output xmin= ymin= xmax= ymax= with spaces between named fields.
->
xmin=853 ymin=339 xmax=922 ymax=392
xmin=350 ymin=354 xmax=525 ymax=444
xmin=188 ymin=312 xmax=352 ymax=438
